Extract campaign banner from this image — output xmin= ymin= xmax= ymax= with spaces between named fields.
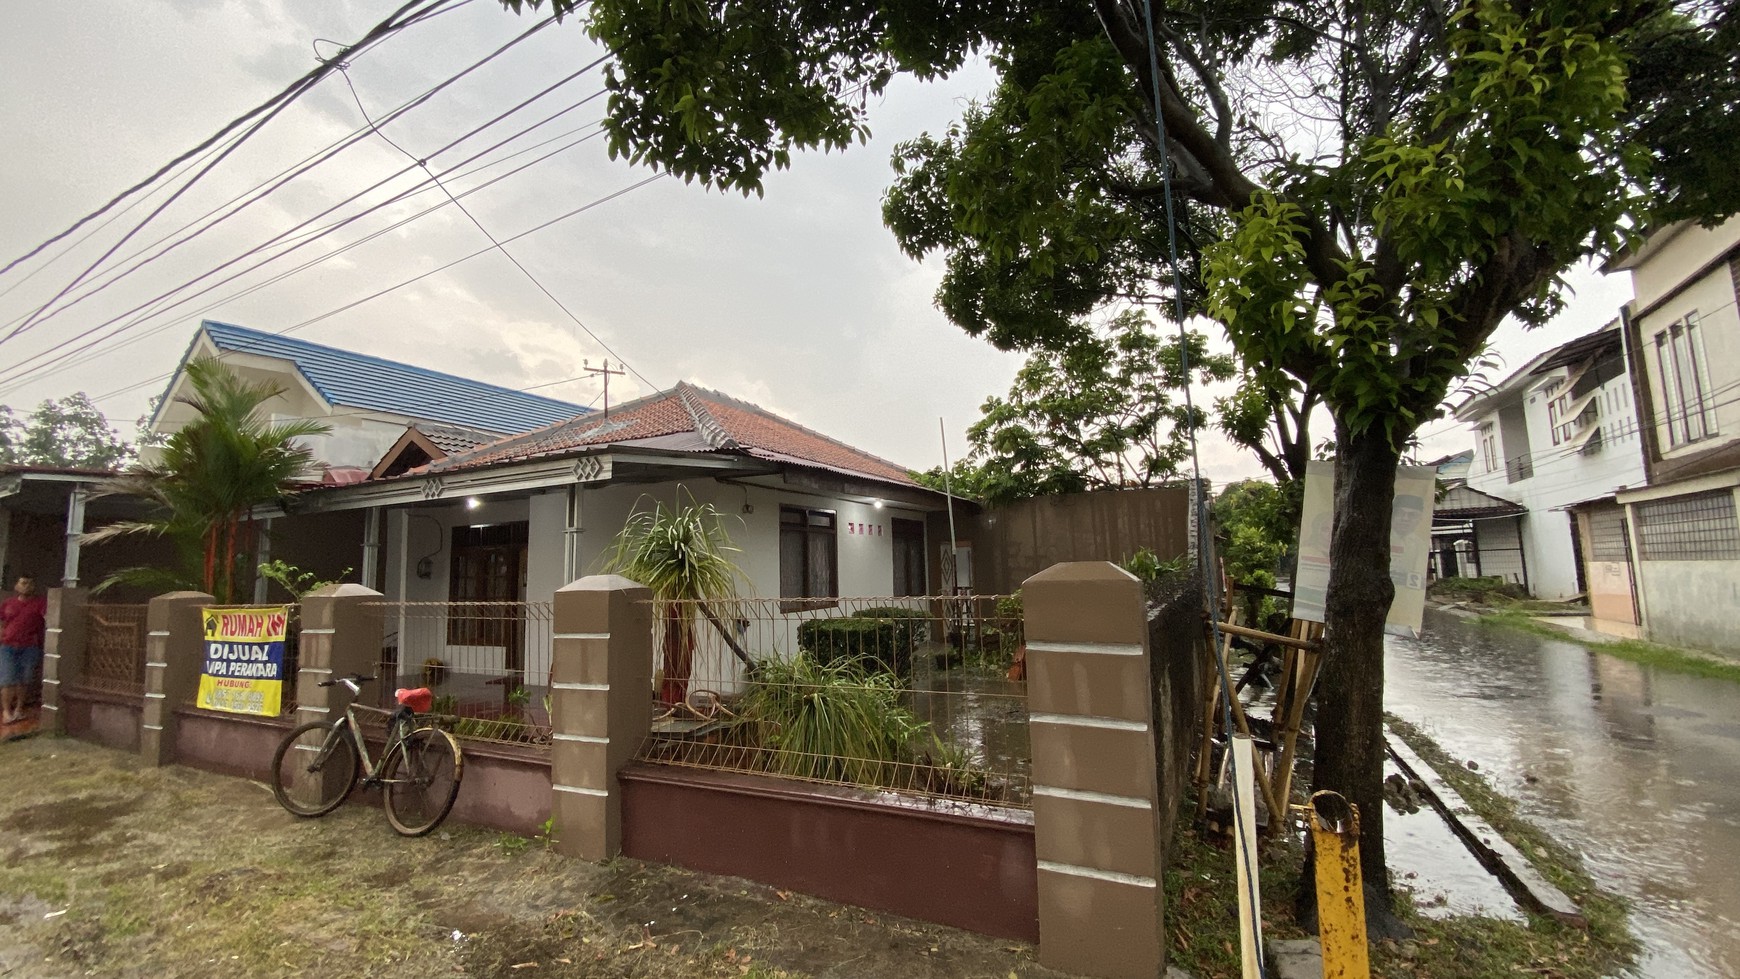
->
xmin=197 ymin=606 xmax=290 ymax=716
xmin=1291 ymin=460 xmax=1437 ymax=637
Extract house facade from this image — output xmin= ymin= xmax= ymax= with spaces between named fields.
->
xmin=1454 ymin=321 xmax=1648 ymax=600
xmin=1609 ymin=217 xmax=1740 ymax=653
xmin=275 ymin=382 xmax=957 ymax=695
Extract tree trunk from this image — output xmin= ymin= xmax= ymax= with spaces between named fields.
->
xmin=1312 ymin=419 xmax=1400 ymax=909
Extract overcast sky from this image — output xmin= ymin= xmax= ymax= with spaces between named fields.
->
xmin=0 ymin=0 xmax=1637 ymax=484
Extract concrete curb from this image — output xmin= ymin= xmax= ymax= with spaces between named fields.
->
xmin=1268 ymin=938 xmax=1322 ymax=979
xmin=1385 ymin=727 xmax=1585 ymax=927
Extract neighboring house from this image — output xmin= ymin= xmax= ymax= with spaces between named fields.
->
xmin=148 ymin=320 xmax=588 ymax=475
xmin=1607 ymin=217 xmax=1740 ymax=653
xmin=1454 ymin=321 xmax=1648 ymax=600
xmin=274 ymin=381 xmax=958 ymax=695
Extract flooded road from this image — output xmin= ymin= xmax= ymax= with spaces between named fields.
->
xmin=1387 ymin=610 xmax=1740 ymax=979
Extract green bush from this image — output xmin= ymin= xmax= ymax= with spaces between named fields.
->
xmin=858 ymin=606 xmax=931 ymax=659
xmin=797 ymin=616 xmax=912 ymax=674
xmin=741 ymin=654 xmax=926 ymax=785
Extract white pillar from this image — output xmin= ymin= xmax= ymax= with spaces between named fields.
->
xmin=62 ymin=485 xmax=87 ymax=589
xmin=361 ymin=507 xmax=383 ymax=590
xmin=563 ymin=485 xmax=583 ymax=583
xmin=253 ymin=516 xmax=273 ymax=603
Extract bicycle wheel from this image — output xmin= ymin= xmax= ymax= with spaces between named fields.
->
xmin=271 ymin=721 xmax=359 ymax=817
xmin=381 ymin=727 xmax=463 ymax=836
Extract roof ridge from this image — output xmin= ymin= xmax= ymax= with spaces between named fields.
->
xmin=676 ymin=382 xmax=739 ymax=451
xmin=685 ymin=383 xmax=917 ymax=476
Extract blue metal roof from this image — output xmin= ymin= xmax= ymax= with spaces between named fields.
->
xmin=199 ymin=320 xmax=588 ymax=435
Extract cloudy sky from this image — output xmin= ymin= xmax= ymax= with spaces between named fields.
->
xmin=0 ymin=0 xmax=1636 ymax=483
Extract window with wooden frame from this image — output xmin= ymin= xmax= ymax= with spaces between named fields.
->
xmin=448 ymin=521 xmax=528 ymax=650
xmin=779 ymin=506 xmax=837 ymax=611
xmin=1656 ymin=313 xmax=1716 ymax=448
xmin=892 ymin=518 xmax=927 ymax=597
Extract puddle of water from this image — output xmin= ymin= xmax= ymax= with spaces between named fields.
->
xmin=1388 ymin=609 xmax=1740 ymax=979
xmin=906 ymin=654 xmax=1031 ymax=800
xmin=1381 ymin=754 xmax=1525 ymax=921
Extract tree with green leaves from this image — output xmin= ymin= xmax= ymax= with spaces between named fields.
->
xmin=89 ymin=359 xmax=328 ymax=603
xmin=921 ymin=311 xmax=1233 ymax=506
xmin=505 ymin=0 xmax=1738 ymax=899
xmin=0 ymin=393 xmax=134 ymax=470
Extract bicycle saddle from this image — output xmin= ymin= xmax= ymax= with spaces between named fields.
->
xmin=394 ymin=687 xmax=434 ymax=713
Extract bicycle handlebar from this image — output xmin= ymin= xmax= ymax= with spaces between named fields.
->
xmin=316 ymin=673 xmax=376 ymax=689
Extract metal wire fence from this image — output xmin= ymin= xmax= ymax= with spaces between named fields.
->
xmin=363 ymin=601 xmax=554 ymax=747
xmin=81 ymin=604 xmax=149 ymax=696
xmin=635 ymin=595 xmax=1032 ymax=809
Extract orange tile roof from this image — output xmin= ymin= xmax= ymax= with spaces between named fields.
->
xmin=417 ymin=383 xmax=921 ymax=488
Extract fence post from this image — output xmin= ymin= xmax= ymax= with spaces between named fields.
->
xmin=295 ymin=584 xmax=385 ymax=729
xmin=1023 ymin=561 xmax=1169 ymax=979
xmin=549 ymin=574 xmax=653 ymax=861
xmin=42 ymin=586 xmax=89 ymax=734
xmin=141 ymin=591 xmax=215 ymax=766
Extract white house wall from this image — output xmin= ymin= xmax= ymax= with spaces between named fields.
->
xmin=1632 ymin=559 xmax=1740 ymax=653
xmin=1473 ymin=517 xmax=1528 ymax=587
xmin=1632 ymin=260 xmax=1740 ymax=466
xmin=1463 ymin=358 xmax=1646 ymax=598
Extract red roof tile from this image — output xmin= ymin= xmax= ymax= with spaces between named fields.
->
xmin=418 ymin=383 xmax=920 ymax=488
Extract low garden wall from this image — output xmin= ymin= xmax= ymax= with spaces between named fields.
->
xmin=60 ymin=687 xmax=142 ymax=754
xmin=620 ymin=763 xmax=1039 ymax=941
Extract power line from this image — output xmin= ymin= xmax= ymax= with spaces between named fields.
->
xmin=3 ymin=122 xmax=610 ymax=394
xmin=337 ymin=61 xmax=656 ymax=391
xmin=0 ymin=0 xmax=467 ymax=339
xmin=1 ymin=10 xmax=574 ymax=346
xmin=0 ymin=59 xmax=606 ymax=390
xmin=85 ymin=172 xmax=670 ymax=406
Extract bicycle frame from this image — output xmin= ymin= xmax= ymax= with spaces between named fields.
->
xmin=322 ymin=677 xmax=419 ymax=784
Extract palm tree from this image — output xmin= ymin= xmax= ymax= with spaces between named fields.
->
xmin=601 ymin=492 xmax=745 ymax=706
xmin=89 ymin=358 xmax=330 ymax=602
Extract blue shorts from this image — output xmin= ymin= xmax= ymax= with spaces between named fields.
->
xmin=0 ymin=645 xmax=42 ymax=687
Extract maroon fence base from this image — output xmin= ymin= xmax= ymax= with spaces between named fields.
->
xmin=61 ymin=688 xmax=142 ymax=753
xmin=620 ymin=763 xmax=1039 ymax=942
xmin=173 ymin=708 xmax=290 ymax=781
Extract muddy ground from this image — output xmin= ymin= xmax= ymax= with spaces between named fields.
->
xmin=0 ymin=735 xmax=1070 ymax=979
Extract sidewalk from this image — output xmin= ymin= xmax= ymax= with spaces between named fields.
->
xmin=0 ymin=735 xmax=1073 ymax=979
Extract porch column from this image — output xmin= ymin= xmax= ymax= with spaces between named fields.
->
xmin=62 ymin=484 xmax=87 ymax=589
xmin=41 ymin=586 xmax=89 ymax=734
xmin=252 ymin=516 xmax=274 ymax=604
xmin=563 ymin=486 xmax=583 ymax=583
xmin=549 ymin=574 xmax=652 ymax=860
xmin=141 ymin=591 xmax=214 ymax=767
xmin=1023 ymin=561 xmax=1169 ymax=979
xmin=294 ymin=584 xmax=385 ymax=729
xmin=360 ymin=507 xmax=383 ymax=590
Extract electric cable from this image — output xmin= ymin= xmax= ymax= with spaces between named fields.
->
xmin=336 ymin=61 xmax=656 ymax=392
xmin=83 ymin=172 xmax=670 ymax=406
xmin=0 ymin=0 xmax=465 ymax=338
xmin=1139 ymin=2 xmax=1267 ymax=975
xmin=1 ymin=13 xmax=577 ymax=347
xmin=0 ymin=61 xmax=606 ymax=390
xmin=3 ymin=122 xmax=609 ymax=394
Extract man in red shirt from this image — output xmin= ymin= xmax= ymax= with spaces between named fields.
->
xmin=1 ymin=574 xmax=48 ymax=725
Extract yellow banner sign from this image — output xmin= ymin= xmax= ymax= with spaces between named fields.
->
xmin=197 ymin=606 xmax=290 ymax=716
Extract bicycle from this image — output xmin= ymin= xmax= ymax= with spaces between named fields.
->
xmin=270 ymin=673 xmax=464 ymax=836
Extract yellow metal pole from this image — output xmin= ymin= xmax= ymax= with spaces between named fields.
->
xmin=1307 ymin=791 xmax=1371 ymax=979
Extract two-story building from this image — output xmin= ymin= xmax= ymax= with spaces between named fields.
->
xmin=1608 ymin=217 xmax=1740 ymax=653
xmin=1454 ymin=321 xmax=1648 ymax=602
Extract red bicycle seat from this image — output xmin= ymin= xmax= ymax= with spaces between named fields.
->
xmin=395 ymin=687 xmax=434 ymax=713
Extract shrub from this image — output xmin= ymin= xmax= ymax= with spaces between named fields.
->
xmin=797 ymin=617 xmax=910 ymax=674
xmin=741 ymin=654 xmax=926 ymax=785
xmin=857 ymin=606 xmax=931 ymax=659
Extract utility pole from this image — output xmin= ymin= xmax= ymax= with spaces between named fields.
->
xmin=583 ymin=359 xmax=626 ymax=417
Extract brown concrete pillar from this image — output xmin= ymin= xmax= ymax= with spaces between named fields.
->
xmin=549 ymin=574 xmax=653 ymax=860
xmin=141 ymin=591 xmax=214 ymax=766
xmin=294 ymin=584 xmax=385 ymax=727
xmin=42 ymin=586 xmax=89 ymax=734
xmin=1023 ymin=561 xmax=1168 ymax=979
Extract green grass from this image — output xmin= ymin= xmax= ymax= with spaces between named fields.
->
xmin=1476 ymin=608 xmax=1740 ymax=684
